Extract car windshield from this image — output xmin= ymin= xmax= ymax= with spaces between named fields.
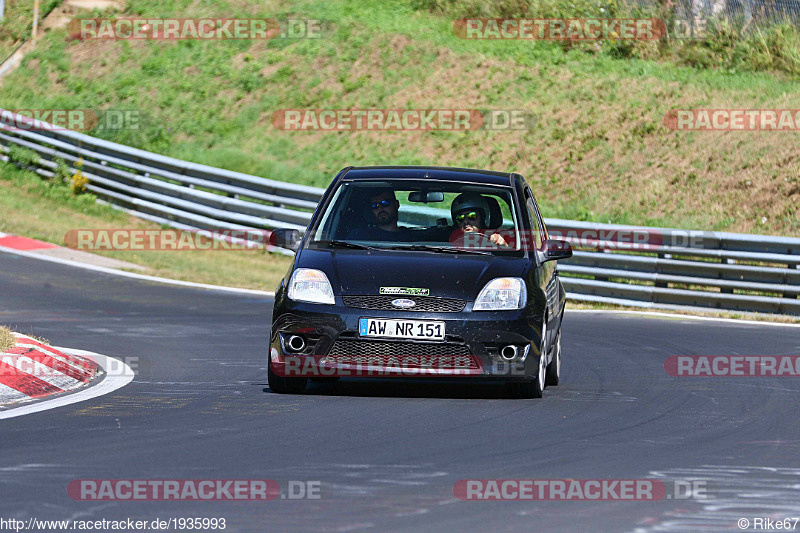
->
xmin=309 ymin=179 xmax=523 ymax=253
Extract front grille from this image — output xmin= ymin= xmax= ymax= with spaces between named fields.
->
xmin=325 ymin=339 xmax=479 ymax=370
xmin=329 ymin=339 xmax=472 ymax=357
xmin=342 ymin=295 xmax=466 ymax=313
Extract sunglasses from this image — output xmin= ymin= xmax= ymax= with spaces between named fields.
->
xmin=370 ymin=199 xmax=393 ymax=209
xmin=454 ymin=211 xmax=480 ymax=224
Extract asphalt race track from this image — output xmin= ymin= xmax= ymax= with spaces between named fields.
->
xmin=1 ymin=250 xmax=800 ymax=532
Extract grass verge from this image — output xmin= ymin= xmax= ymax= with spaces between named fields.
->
xmin=0 ymin=326 xmax=14 ymax=352
xmin=1 ymin=0 xmax=798 ymax=235
xmin=0 ymin=162 xmax=293 ymax=291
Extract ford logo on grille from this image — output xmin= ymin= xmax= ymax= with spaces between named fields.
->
xmin=391 ymin=298 xmax=416 ymax=309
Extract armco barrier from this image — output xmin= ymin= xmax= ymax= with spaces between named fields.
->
xmin=1 ymin=108 xmax=798 ymax=315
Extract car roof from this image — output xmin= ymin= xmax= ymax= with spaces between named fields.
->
xmin=339 ymin=166 xmax=516 ymax=187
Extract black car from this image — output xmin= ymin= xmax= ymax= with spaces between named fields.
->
xmin=268 ymin=166 xmax=572 ymax=398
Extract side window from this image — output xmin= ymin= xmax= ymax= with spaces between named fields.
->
xmin=524 ymin=188 xmax=544 ymax=250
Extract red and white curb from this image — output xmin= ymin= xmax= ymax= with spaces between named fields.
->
xmin=0 ymin=333 xmax=98 ymax=403
xmin=0 ymin=334 xmax=133 ymax=419
xmin=0 ymin=232 xmax=59 ymax=252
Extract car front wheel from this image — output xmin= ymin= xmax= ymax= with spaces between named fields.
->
xmin=268 ymin=361 xmax=308 ymax=394
xmin=508 ymin=325 xmax=547 ymax=399
xmin=545 ymin=329 xmax=561 ymax=387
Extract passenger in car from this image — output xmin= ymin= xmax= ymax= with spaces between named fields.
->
xmin=451 ymin=193 xmax=509 ymax=247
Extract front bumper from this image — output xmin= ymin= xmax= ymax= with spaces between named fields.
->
xmin=270 ymin=302 xmax=545 ymax=381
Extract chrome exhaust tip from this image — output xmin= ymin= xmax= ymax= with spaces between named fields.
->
xmin=500 ymin=345 xmax=519 ymax=361
xmin=287 ymin=335 xmax=306 ymax=353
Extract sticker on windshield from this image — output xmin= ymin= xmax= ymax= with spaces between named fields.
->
xmin=380 ymin=287 xmax=430 ymax=296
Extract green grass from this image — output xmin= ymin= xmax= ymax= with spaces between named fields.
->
xmin=0 ymin=0 xmax=61 ymax=59
xmin=414 ymin=0 xmax=800 ymax=75
xmin=1 ymin=0 xmax=799 ymax=237
xmin=0 ymin=326 xmax=13 ymax=352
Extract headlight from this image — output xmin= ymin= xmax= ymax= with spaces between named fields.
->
xmin=473 ymin=277 xmax=526 ymax=311
xmin=287 ymin=268 xmax=335 ymax=304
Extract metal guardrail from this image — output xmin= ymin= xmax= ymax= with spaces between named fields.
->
xmin=545 ymin=219 xmax=800 ymax=314
xmin=1 ymin=108 xmax=799 ymax=315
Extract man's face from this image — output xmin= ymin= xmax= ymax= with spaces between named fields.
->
xmin=455 ymin=209 xmax=483 ymax=233
xmin=369 ymin=191 xmax=399 ymax=227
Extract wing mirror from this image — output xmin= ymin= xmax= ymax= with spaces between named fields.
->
xmin=539 ymin=239 xmax=572 ymax=262
xmin=269 ymin=228 xmax=302 ymax=252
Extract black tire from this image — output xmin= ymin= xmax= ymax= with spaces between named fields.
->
xmin=545 ymin=329 xmax=561 ymax=387
xmin=268 ymin=361 xmax=308 ymax=394
xmin=507 ymin=378 xmax=543 ymax=399
xmin=508 ymin=344 xmax=547 ymax=399
xmin=310 ymin=377 xmax=340 ymax=384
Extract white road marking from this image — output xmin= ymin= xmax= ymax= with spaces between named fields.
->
xmin=0 ymin=348 xmax=134 ymax=420
xmin=0 ymin=245 xmax=275 ymax=296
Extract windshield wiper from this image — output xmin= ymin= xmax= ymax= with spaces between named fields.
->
xmin=317 ymin=240 xmax=380 ymax=251
xmin=384 ymin=244 xmax=493 ymax=256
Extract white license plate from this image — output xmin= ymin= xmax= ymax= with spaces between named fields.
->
xmin=359 ymin=318 xmax=445 ymax=340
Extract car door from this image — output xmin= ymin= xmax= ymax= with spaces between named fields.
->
xmin=522 ymin=185 xmax=559 ymax=347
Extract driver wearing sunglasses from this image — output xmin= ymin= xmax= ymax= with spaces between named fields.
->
xmin=368 ymin=190 xmax=401 ymax=232
xmin=345 ymin=189 xmax=412 ymax=241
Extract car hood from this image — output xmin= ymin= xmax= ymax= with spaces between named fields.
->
xmin=297 ymin=248 xmax=528 ymax=300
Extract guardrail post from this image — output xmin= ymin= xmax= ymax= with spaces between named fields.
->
xmin=32 ymin=0 xmax=39 ymax=38
xmin=720 ymin=257 xmax=734 ymax=293
xmin=655 ymin=252 xmax=668 ymax=288
xmin=593 ymin=248 xmax=610 ymax=282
